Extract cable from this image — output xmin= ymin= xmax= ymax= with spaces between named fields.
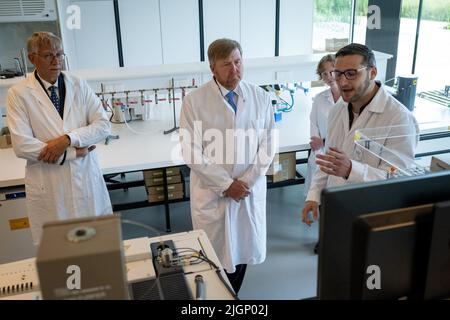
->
xmin=196 ymin=251 xmax=238 ymax=300
xmin=277 ymin=90 xmax=294 ymax=112
xmin=121 ymin=219 xmax=161 ymax=237
xmin=162 ymin=246 xmax=239 ymax=299
xmin=121 ymin=106 xmax=156 ymax=135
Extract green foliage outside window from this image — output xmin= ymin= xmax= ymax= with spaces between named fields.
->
xmin=314 ymin=0 xmax=450 ymax=23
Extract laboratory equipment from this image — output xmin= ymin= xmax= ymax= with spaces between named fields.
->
xmin=271 ymin=100 xmax=282 ymax=122
xmin=393 ymin=75 xmax=418 ymax=111
xmin=36 ymin=215 xmax=129 ymax=300
xmin=0 ymin=187 xmax=36 ymax=264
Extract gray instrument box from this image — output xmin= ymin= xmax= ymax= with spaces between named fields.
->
xmin=36 ymin=215 xmax=128 ymax=300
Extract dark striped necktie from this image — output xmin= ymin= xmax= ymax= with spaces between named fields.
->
xmin=49 ymin=86 xmax=60 ymax=113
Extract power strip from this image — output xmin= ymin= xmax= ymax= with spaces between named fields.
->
xmin=0 ymin=258 xmax=39 ymax=298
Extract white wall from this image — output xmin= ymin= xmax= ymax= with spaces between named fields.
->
xmin=118 ymin=0 xmax=163 ymax=67
xmin=160 ymin=0 xmax=200 ymax=64
xmin=279 ymin=0 xmax=314 ymax=56
xmin=203 ymin=0 xmax=240 ymax=61
xmin=60 ymin=0 xmax=119 ymax=69
xmin=57 ymin=0 xmax=76 ymax=70
xmin=240 ymin=0 xmax=276 ymax=59
xmin=57 ymin=0 xmax=314 ymax=69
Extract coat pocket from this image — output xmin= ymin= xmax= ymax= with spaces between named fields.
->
xmin=24 ymin=163 xmax=46 ymax=199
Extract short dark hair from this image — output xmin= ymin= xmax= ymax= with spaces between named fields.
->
xmin=335 ymin=43 xmax=376 ymax=67
xmin=207 ymin=38 xmax=242 ymax=66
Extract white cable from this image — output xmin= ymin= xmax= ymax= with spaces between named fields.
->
xmin=121 ymin=219 xmax=161 ymax=237
xmin=121 ymin=107 xmax=155 ymax=135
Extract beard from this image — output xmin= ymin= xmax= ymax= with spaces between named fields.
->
xmin=347 ymin=75 xmax=371 ymax=103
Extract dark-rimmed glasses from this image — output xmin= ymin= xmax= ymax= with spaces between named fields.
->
xmin=331 ymin=66 xmax=369 ymax=80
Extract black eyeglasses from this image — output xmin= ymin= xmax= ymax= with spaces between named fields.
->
xmin=331 ymin=66 xmax=369 ymax=80
xmin=33 ymin=52 xmax=66 ymax=62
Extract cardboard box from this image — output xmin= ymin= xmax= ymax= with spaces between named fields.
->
xmin=147 ymin=185 xmax=166 ymax=195
xmin=166 ymin=175 xmax=181 ymax=184
xmin=148 ymin=191 xmax=184 ymax=203
xmin=0 ymin=135 xmax=11 ymax=149
xmin=325 ymin=38 xmax=348 ymax=52
xmin=147 ymin=183 xmax=183 ymax=195
xmin=166 ymin=183 xmax=183 ymax=192
xmin=145 ymin=176 xmax=165 ymax=186
xmin=430 ymin=154 xmax=450 ymax=172
xmin=143 ymin=169 xmax=164 ymax=180
xmin=165 ymin=167 xmax=180 ymax=176
xmin=266 ymin=152 xmax=296 ymax=183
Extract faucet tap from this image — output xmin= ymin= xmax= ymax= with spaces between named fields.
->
xmin=14 ymin=58 xmax=23 ymax=76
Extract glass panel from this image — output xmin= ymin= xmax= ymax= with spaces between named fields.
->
xmin=414 ymin=0 xmax=450 ymax=92
xmin=313 ymin=0 xmax=353 ymax=52
xmin=396 ymin=0 xmax=420 ymax=78
xmin=353 ymin=0 xmax=369 ymax=44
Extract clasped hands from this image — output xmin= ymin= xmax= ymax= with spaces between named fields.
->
xmin=223 ymin=179 xmax=250 ymax=202
xmin=38 ymin=135 xmax=96 ymax=164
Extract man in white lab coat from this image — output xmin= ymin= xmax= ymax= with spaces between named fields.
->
xmin=7 ymin=32 xmax=112 ymax=244
xmin=180 ymin=39 xmax=275 ymax=294
xmin=302 ymin=43 xmax=418 ymax=227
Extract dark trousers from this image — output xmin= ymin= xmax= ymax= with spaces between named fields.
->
xmin=225 ymin=264 xmax=247 ymax=295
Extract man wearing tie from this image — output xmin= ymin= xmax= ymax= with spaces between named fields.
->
xmin=180 ymin=38 xmax=275 ymax=295
xmin=7 ymin=32 xmax=112 ymax=244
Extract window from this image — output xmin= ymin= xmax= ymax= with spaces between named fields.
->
xmin=312 ymin=0 xmax=353 ymax=52
xmin=352 ymin=0 xmax=369 ymax=44
xmin=414 ymin=0 xmax=450 ymax=92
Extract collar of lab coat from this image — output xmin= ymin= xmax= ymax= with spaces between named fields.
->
xmin=363 ymin=81 xmax=386 ymax=114
xmin=212 ymin=78 xmax=244 ymax=114
xmin=213 ymin=78 xmax=244 ymax=101
xmin=37 ymin=72 xmax=58 ymax=91
xmin=26 ymin=70 xmax=75 ymax=120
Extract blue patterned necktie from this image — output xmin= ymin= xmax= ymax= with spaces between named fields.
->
xmin=49 ymin=86 xmax=60 ymax=113
xmin=225 ymin=91 xmax=237 ymax=113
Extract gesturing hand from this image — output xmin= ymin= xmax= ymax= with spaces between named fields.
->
xmin=301 ymin=201 xmax=319 ymax=226
xmin=316 ymin=147 xmax=352 ymax=179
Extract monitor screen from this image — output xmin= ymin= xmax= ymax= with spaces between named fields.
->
xmin=350 ymin=202 xmax=450 ymax=300
xmin=317 ymin=171 xmax=450 ymax=299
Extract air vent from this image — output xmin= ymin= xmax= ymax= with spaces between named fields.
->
xmin=0 ymin=0 xmax=56 ymax=22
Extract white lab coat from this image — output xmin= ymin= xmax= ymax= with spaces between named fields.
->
xmin=179 ymin=79 xmax=275 ymax=273
xmin=7 ymin=72 xmax=112 ymax=243
xmin=304 ymin=88 xmax=341 ymax=196
xmin=306 ymin=83 xmax=419 ymax=204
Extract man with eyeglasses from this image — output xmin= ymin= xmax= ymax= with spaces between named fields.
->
xmin=6 ymin=32 xmax=112 ymax=244
xmin=301 ymin=43 xmax=418 ymax=230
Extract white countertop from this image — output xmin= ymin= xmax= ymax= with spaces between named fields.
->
xmin=0 ymin=89 xmax=313 ymax=188
xmin=3 ymin=85 xmax=446 ymax=189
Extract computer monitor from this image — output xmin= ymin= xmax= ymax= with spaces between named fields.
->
xmin=350 ymin=201 xmax=450 ymax=300
xmin=317 ymin=171 xmax=450 ymax=299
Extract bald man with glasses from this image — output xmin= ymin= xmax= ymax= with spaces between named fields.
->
xmin=301 ymin=43 xmax=419 ymax=232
